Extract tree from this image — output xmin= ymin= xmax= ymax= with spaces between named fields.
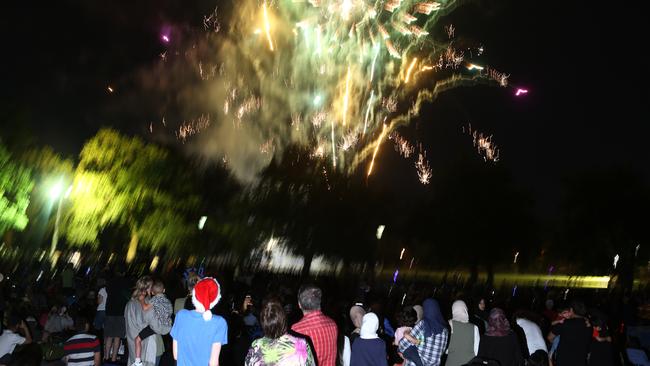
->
xmin=0 ymin=144 xmax=33 ymax=236
xmin=63 ymin=129 xmax=197 ymax=261
xmin=251 ymin=145 xmax=381 ymax=276
xmin=17 ymin=146 xmax=75 ymax=249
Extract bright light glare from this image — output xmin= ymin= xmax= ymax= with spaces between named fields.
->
xmin=49 ymin=182 xmax=64 ymax=201
xmin=198 ymin=216 xmax=208 ymax=230
xmin=376 ymin=225 xmax=385 ymax=239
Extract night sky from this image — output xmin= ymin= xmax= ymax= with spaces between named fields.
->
xmin=2 ymin=0 xmax=648 ymax=219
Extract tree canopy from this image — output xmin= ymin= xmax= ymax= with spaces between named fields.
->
xmin=0 ymin=144 xmax=33 ymax=236
xmin=63 ymin=129 xmax=198 ymax=260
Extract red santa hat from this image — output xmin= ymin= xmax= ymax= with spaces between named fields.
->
xmin=192 ymin=277 xmax=221 ymax=321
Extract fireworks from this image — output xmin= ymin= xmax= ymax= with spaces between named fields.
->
xmin=107 ymin=86 xmax=114 ymax=93
xmin=445 ymin=24 xmax=455 ymax=38
xmin=487 ymin=67 xmax=509 ymax=87
xmin=260 ymin=139 xmax=275 ymax=154
xmin=515 ymin=88 xmax=528 ymax=96
xmin=414 ymin=2 xmax=441 ymax=14
xmin=161 ymin=35 xmax=170 ymax=43
xmin=262 ymin=2 xmax=274 ymax=51
xmin=382 ymin=97 xmax=398 ymax=113
xmin=367 ymin=124 xmax=388 ymax=177
xmin=203 ymin=6 xmax=221 ymax=33
xmin=390 ymin=132 xmax=414 ymax=158
xmin=339 ymin=131 xmax=359 ymax=151
xmin=465 ymin=124 xmax=500 ymax=162
xmin=177 ymin=114 xmax=211 ymax=142
xmin=342 ymin=66 xmax=351 ymax=126
xmin=148 ymin=0 xmax=516 ymax=184
xmin=415 ymin=151 xmax=432 ymax=184
xmin=404 ymin=57 xmax=418 ymax=84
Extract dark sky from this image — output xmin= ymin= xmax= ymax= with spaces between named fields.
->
xmin=2 ymin=0 xmax=648 ymax=218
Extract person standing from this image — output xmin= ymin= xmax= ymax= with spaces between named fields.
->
xmin=547 ymin=300 xmax=592 ymax=366
xmin=398 ymin=299 xmax=449 ymax=366
xmin=245 ymin=299 xmax=315 ymax=365
xmin=515 ymin=313 xmax=548 ymax=364
xmin=446 ymin=300 xmax=479 ymax=366
xmin=94 ymin=280 xmax=107 ymax=331
xmin=171 ymin=277 xmax=228 ymax=366
xmin=291 ymin=285 xmax=338 ymax=366
xmin=477 ymin=308 xmax=524 ymax=366
xmin=349 ymin=306 xmax=365 ymax=345
xmin=125 ymin=276 xmax=156 ymax=366
xmin=350 ymin=313 xmax=387 ymax=366
xmin=103 ymin=265 xmax=131 ymax=363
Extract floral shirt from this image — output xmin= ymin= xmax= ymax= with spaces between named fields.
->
xmin=245 ymin=334 xmax=316 ymax=366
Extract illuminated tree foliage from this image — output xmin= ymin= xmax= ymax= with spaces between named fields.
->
xmin=0 ymin=144 xmax=33 ymax=236
xmin=63 ymin=129 xmax=197 ymax=259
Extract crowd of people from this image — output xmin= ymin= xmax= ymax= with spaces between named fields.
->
xmin=0 ymin=262 xmax=648 ymax=366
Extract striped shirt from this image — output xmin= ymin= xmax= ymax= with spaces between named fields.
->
xmin=64 ymin=333 xmax=100 ymax=366
xmin=291 ymin=311 xmax=338 ymax=366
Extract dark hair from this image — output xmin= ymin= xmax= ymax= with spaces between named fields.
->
xmin=6 ymin=314 xmax=22 ymax=329
xmin=74 ymin=316 xmax=90 ymax=332
xmin=397 ymin=308 xmax=417 ymax=328
xmin=570 ymin=299 xmax=587 ymax=317
xmin=260 ymin=300 xmax=287 ymax=339
xmin=298 ymin=285 xmax=322 ymax=311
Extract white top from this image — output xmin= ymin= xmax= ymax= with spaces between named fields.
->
xmin=97 ymin=287 xmax=107 ymax=311
xmin=449 ymin=319 xmax=480 ymax=356
xmin=516 ymin=318 xmax=548 ymax=354
xmin=0 ymin=330 xmax=26 ymax=357
xmin=342 ymin=335 xmax=351 ymax=366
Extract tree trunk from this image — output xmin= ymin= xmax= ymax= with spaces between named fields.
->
xmin=301 ymin=250 xmax=314 ymax=278
xmin=126 ymin=229 xmax=139 ymax=264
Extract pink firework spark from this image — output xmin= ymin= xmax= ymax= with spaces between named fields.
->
xmin=161 ymin=35 xmax=170 ymax=43
xmin=515 ymin=88 xmax=528 ymax=96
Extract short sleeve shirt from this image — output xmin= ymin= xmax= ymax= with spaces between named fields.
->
xmin=171 ymin=310 xmax=228 ymax=366
xmin=0 ymin=330 xmax=26 ymax=358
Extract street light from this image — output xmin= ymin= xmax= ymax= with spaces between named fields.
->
xmin=49 ymin=181 xmax=72 ymax=258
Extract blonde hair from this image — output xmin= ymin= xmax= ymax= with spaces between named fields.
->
xmin=132 ymin=276 xmax=153 ymax=298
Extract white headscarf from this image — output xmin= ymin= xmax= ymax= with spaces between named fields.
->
xmin=360 ymin=313 xmax=379 ymax=339
xmin=451 ymin=300 xmax=469 ymax=323
xmin=413 ymin=305 xmax=424 ymax=322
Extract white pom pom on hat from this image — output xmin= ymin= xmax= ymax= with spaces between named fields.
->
xmin=192 ymin=277 xmax=222 ymax=321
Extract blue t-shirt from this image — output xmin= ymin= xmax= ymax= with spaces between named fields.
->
xmin=171 ymin=310 xmax=228 ymax=366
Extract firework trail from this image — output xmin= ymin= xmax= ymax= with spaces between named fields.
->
xmin=464 ymin=123 xmax=500 ymax=162
xmin=390 ymin=132 xmax=414 ymax=158
xmin=415 ymin=150 xmax=432 ymax=184
xmin=145 ymin=0 xmax=518 ymax=181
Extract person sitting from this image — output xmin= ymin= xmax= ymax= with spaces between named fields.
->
xmin=0 ymin=314 xmax=32 ymax=366
xmin=245 ymin=299 xmax=315 ymax=365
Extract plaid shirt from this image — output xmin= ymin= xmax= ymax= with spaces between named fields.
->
xmin=398 ymin=321 xmax=449 ymax=366
xmin=291 ymin=310 xmax=338 ymax=366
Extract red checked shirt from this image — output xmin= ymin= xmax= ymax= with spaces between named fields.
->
xmin=291 ymin=310 xmax=338 ymax=366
